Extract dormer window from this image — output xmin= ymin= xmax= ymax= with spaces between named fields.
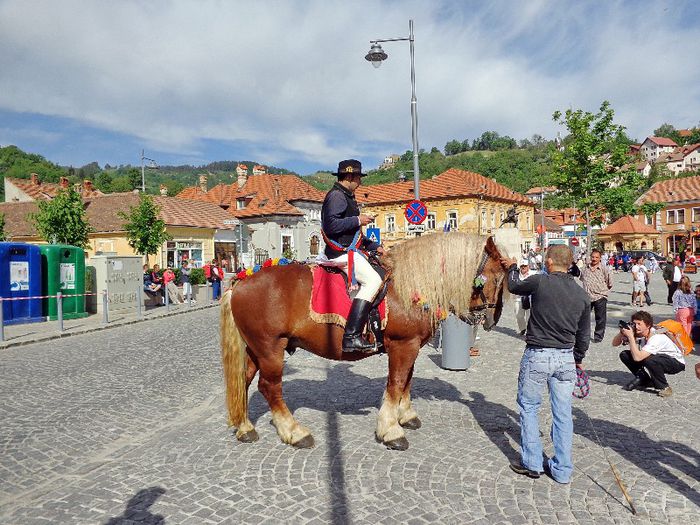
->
xmin=236 ymin=198 xmax=247 ymax=210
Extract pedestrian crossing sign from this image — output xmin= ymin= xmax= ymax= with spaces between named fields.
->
xmin=366 ymin=227 xmax=380 ymax=245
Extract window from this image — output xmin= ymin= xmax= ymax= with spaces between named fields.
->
xmin=309 ymin=235 xmax=320 ymax=256
xmin=526 ymin=215 xmax=531 ymax=230
xmin=386 ymin=215 xmax=396 ymax=233
xmin=667 ymin=209 xmax=685 ymax=224
xmin=448 ymin=211 xmax=458 ymax=231
xmin=481 ymin=210 xmax=487 ymax=233
xmin=490 ymin=211 xmax=496 ymax=228
xmin=236 ymin=198 xmax=247 ymax=210
xmin=254 ymin=249 xmax=269 ymax=265
xmin=426 ymin=212 xmax=436 ymax=230
xmin=693 ymin=207 xmax=700 ymax=222
xmin=645 ymin=215 xmax=653 ymax=225
xmin=281 ymin=234 xmax=293 ymax=257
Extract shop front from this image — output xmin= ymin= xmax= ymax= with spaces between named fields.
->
xmin=166 ymin=240 xmax=204 ymax=268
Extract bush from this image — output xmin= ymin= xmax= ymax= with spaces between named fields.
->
xmin=189 ymin=267 xmax=207 ymax=285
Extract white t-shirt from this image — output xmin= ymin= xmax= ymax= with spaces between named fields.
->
xmin=673 ymin=266 xmax=682 ymax=282
xmin=631 ymin=264 xmax=646 ymax=284
xmin=642 ymin=329 xmax=685 ymax=364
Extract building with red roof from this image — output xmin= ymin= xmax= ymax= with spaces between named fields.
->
xmin=4 ymin=174 xmax=104 ymax=202
xmin=596 ymin=215 xmax=660 ymax=253
xmin=640 ymin=136 xmax=679 ymax=162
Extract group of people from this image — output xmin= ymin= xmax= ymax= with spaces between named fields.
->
xmin=142 ymin=258 xmax=225 ymax=306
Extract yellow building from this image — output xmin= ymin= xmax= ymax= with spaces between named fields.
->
xmin=0 ymin=193 xmax=235 ymax=267
xmin=358 ymin=168 xmax=536 ymax=249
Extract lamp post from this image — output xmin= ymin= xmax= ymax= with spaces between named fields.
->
xmin=365 ymin=19 xmax=421 ymax=200
xmin=140 ymin=149 xmax=158 ymax=193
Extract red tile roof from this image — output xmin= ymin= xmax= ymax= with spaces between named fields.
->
xmin=176 ymin=174 xmax=325 ymax=218
xmin=356 ymin=168 xmax=534 ymax=206
xmin=635 ymin=175 xmax=700 ymax=205
xmin=597 ymin=216 xmax=658 ymax=235
xmin=525 ymin=186 xmax=557 ymax=195
xmin=542 ymin=208 xmax=586 ymax=226
xmin=647 ymin=136 xmax=678 ymax=147
xmin=5 ymin=176 xmax=104 ymax=201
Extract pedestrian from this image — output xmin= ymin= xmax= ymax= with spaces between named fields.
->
xmin=672 ymin=276 xmax=696 ymax=337
xmin=162 ymin=266 xmax=184 ymax=304
xmin=580 ymin=249 xmax=613 ymax=343
xmin=614 ymin=311 xmax=685 ymax=397
xmin=631 ymin=257 xmax=650 ymax=307
xmin=501 ymin=244 xmax=590 ymax=483
xmin=180 ymin=259 xmax=193 ymax=302
xmin=663 ymin=257 xmax=682 ymax=304
xmin=209 ymin=259 xmax=223 ymax=300
xmin=513 ymin=259 xmax=536 ymax=336
xmin=693 ymin=284 xmax=700 ymax=344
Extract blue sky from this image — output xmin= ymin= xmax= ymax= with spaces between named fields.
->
xmin=1 ymin=0 xmax=699 ymax=175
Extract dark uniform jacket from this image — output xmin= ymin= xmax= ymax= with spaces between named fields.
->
xmin=321 ymin=182 xmax=379 ymax=259
xmin=507 ymin=265 xmax=591 ymax=363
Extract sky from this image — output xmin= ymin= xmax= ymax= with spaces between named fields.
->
xmin=1 ymin=0 xmax=699 ymax=175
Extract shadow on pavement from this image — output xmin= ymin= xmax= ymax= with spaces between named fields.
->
xmin=586 ymin=369 xmax=631 ymax=387
xmin=103 ymin=486 xmax=166 ymax=525
xmin=572 ymin=408 xmax=700 ymax=508
xmin=460 ymin=392 xmax=520 ymax=463
xmin=325 ymin=364 xmax=349 ymax=525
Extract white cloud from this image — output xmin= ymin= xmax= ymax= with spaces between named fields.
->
xmin=0 ymin=0 xmax=698 ymax=170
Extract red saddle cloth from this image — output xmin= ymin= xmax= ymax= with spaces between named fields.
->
xmin=310 ymin=266 xmax=387 ymax=328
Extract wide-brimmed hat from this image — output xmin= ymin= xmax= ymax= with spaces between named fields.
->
xmin=334 ymin=159 xmax=366 ymax=177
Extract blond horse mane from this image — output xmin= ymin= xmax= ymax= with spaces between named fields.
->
xmin=388 ymin=232 xmax=507 ymax=318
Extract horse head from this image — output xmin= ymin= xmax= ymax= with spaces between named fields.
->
xmin=468 ymin=235 xmax=507 ymax=331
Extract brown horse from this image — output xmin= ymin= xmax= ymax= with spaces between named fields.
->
xmin=220 ymin=233 xmax=509 ymax=450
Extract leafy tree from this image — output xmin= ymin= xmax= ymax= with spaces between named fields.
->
xmin=0 ymin=212 xmax=6 ymax=241
xmin=127 ymin=168 xmax=142 ymax=190
xmin=444 ymin=139 xmax=462 ymax=156
xmin=31 ymin=188 xmax=93 ymax=247
xmin=552 ymin=101 xmax=647 ymax=251
xmin=119 ymin=194 xmax=171 ymax=263
xmin=653 ymin=123 xmax=681 ymax=144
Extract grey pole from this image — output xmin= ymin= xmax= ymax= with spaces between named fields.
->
xmin=136 ymin=285 xmax=143 ymax=318
xmin=102 ymin=290 xmax=109 ymax=324
xmin=0 ymin=299 xmax=4 ymax=342
xmin=408 ymin=19 xmax=420 ymax=201
xmin=207 ymin=281 xmax=212 ymax=303
xmin=57 ymin=292 xmax=64 ymax=332
xmin=141 ymin=149 xmax=145 ymax=193
xmin=187 ymin=287 xmax=192 ymax=307
xmin=165 ymin=285 xmax=170 ymax=312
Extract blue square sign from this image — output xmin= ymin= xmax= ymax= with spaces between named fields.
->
xmin=366 ymin=227 xmax=381 ymax=245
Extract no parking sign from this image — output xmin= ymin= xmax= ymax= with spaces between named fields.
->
xmin=404 ymin=200 xmax=427 ymax=225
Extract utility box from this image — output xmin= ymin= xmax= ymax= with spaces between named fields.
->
xmin=90 ymin=255 xmax=144 ymax=315
xmin=40 ymin=244 xmax=88 ymax=320
xmin=0 ymin=242 xmax=44 ymax=325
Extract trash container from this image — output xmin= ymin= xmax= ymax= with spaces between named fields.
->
xmin=0 ymin=242 xmax=44 ymax=325
xmin=440 ymin=314 xmax=474 ymax=370
xmin=40 ymin=244 xmax=88 ymax=320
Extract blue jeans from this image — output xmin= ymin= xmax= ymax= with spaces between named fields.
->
xmin=212 ymin=280 xmax=221 ymax=300
xmin=517 ymin=347 xmax=576 ymax=482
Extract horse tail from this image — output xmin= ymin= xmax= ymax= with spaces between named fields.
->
xmin=220 ymin=287 xmax=248 ymax=427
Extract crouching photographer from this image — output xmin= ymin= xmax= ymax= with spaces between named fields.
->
xmin=613 ymin=311 xmax=686 ymax=397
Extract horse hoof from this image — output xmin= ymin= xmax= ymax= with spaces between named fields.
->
xmin=401 ymin=417 xmax=422 ymax=430
xmin=384 ymin=437 xmax=409 ymax=451
xmin=292 ymin=435 xmax=315 ymax=449
xmin=237 ymin=429 xmax=259 ymax=443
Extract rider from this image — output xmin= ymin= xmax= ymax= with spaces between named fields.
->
xmin=321 ymin=159 xmax=384 ymax=352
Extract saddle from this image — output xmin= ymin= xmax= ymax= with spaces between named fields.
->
xmin=310 ymin=260 xmax=389 ymax=352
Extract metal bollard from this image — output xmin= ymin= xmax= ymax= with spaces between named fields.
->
xmin=136 ymin=285 xmax=143 ymax=318
xmin=102 ymin=290 xmax=109 ymax=324
xmin=187 ymin=288 xmax=192 ymax=307
xmin=207 ymin=282 xmax=211 ymax=303
xmin=165 ymin=286 xmax=170 ymax=312
xmin=0 ymin=299 xmax=4 ymax=342
xmin=56 ymin=292 xmax=64 ymax=332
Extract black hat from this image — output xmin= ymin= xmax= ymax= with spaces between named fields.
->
xmin=334 ymin=159 xmax=366 ymax=177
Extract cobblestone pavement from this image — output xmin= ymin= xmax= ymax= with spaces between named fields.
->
xmin=0 ymin=271 xmax=698 ymax=524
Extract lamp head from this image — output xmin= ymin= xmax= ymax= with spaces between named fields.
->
xmin=365 ymin=43 xmax=388 ymax=68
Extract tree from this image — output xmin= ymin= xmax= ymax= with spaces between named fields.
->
xmin=119 ymin=194 xmax=171 ymax=263
xmin=0 ymin=212 xmax=6 ymax=241
xmin=444 ymin=139 xmax=462 ymax=156
xmin=32 ymin=188 xmax=93 ymax=247
xmin=653 ymin=123 xmax=681 ymax=144
xmin=552 ymin=101 xmax=641 ymax=252
xmin=127 ymin=168 xmax=142 ymax=190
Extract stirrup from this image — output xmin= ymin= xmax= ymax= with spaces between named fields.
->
xmin=342 ymin=335 xmax=375 ymax=353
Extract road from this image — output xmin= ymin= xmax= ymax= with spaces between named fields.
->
xmin=1 ymin=270 xmax=698 ymax=524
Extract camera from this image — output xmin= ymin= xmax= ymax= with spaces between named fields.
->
xmin=618 ymin=320 xmax=631 ymax=330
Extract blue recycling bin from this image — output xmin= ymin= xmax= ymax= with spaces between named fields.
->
xmin=0 ymin=242 xmax=44 ymax=325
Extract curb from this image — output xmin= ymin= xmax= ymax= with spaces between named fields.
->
xmin=1 ymin=303 xmax=219 ymax=350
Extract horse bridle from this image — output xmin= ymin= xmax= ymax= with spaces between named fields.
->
xmin=466 ymin=249 xmax=506 ymax=322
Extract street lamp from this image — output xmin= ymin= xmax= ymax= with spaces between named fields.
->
xmin=140 ymin=149 xmax=158 ymax=193
xmin=365 ymin=19 xmax=421 ymax=200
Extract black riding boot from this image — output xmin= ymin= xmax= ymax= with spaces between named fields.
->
xmin=342 ymin=299 xmax=374 ymax=352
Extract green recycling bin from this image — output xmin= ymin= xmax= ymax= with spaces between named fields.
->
xmin=40 ymin=244 xmax=88 ymax=320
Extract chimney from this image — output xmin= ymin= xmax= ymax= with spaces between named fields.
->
xmin=159 ymin=184 xmax=168 ymax=196
xmin=198 ymin=174 xmax=207 ymax=193
xmin=30 ymin=173 xmax=40 ymax=185
xmin=59 ymin=177 xmax=69 ymax=188
xmin=83 ymin=180 xmax=93 ymax=192
xmin=237 ymin=171 xmax=248 ymax=189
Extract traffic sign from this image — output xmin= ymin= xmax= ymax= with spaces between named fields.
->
xmin=571 ymin=237 xmax=579 ymax=246
xmin=407 ymin=224 xmax=426 ymax=235
xmin=404 ymin=199 xmax=428 ymax=225
xmin=536 ymin=224 xmax=546 ymax=235
xmin=366 ymin=227 xmax=381 ymax=245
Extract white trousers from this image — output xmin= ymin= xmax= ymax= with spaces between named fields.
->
xmin=514 ymin=298 xmax=529 ymax=332
xmin=317 ymin=252 xmax=383 ymax=302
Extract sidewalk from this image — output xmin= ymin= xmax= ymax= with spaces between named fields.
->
xmin=0 ymin=299 xmax=219 ymax=350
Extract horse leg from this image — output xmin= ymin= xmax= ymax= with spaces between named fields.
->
xmin=257 ymin=344 xmax=315 ymax=448
xmin=398 ymin=366 xmax=422 ymax=431
xmin=376 ymin=343 xmax=419 ymax=450
xmin=236 ymin=351 xmax=260 ymax=443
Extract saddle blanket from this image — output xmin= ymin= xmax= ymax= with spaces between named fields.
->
xmin=310 ymin=266 xmax=387 ymax=328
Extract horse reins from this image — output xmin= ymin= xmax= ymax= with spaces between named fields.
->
xmin=470 ymin=250 xmax=505 ymax=312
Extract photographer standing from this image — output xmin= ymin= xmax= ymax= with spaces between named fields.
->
xmin=613 ymin=311 xmax=686 ymax=397
xmin=501 ymin=244 xmax=590 ymax=484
